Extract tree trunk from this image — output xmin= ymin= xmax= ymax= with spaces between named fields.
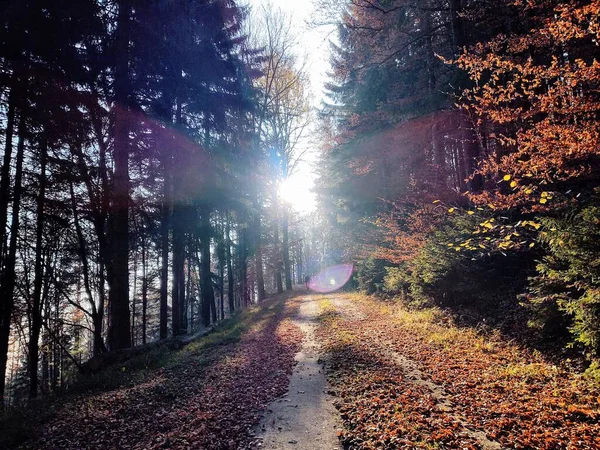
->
xmin=449 ymin=0 xmax=466 ymax=51
xmin=171 ymin=206 xmax=183 ymax=335
xmin=108 ymin=0 xmax=132 ymax=350
xmin=141 ymin=238 xmax=148 ymax=345
xmin=239 ymin=227 xmax=249 ymax=307
xmin=0 ymin=114 xmax=26 ymax=404
xmin=29 ymin=136 xmax=47 ymax=399
xmin=461 ymin=112 xmax=482 ymax=192
xmin=282 ymin=206 xmax=293 ymax=291
xmin=131 ymin=253 xmax=138 ymax=345
xmin=272 ymin=193 xmax=283 ymax=294
xmin=159 ymin=157 xmax=170 ymax=339
xmin=0 ymin=84 xmax=16 ymax=263
xmin=200 ymin=205 xmax=215 ymax=327
xmin=218 ymin=216 xmax=225 ymax=320
xmin=184 ymin=245 xmax=191 ymax=331
xmin=226 ymin=211 xmax=234 ymax=313
xmin=41 ymin=327 xmax=49 ymax=395
xmin=253 ymin=196 xmax=266 ymax=301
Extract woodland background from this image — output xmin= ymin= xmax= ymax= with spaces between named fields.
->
xmin=1 ymin=0 xmax=600 ymax=409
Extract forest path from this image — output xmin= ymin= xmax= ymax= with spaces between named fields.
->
xmin=256 ymin=295 xmax=342 ymax=450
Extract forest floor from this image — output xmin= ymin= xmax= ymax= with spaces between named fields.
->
xmin=3 ymin=291 xmax=600 ymax=449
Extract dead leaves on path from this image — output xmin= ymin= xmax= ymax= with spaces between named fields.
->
xmin=317 ymin=295 xmax=600 ymax=449
xmin=25 ymin=304 xmax=303 ymax=450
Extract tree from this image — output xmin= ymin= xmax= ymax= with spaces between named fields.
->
xmin=250 ymin=4 xmax=312 ymax=292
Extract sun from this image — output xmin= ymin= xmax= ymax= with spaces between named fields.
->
xmin=279 ymin=173 xmax=317 ymax=213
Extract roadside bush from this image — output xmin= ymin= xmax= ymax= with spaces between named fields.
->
xmin=355 ymin=256 xmax=387 ymax=294
xmin=524 ymin=199 xmax=600 ymax=358
xmin=403 ymin=214 xmax=477 ymax=305
xmin=382 ymin=266 xmax=408 ymax=295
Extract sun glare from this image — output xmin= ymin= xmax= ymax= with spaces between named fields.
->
xmin=279 ymin=174 xmax=316 ymax=213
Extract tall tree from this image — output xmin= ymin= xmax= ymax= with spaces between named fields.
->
xmin=107 ymin=0 xmax=132 ymax=350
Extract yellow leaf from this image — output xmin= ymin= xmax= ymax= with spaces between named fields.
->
xmin=529 ymin=242 xmax=535 ymax=248
xmin=503 ymin=174 xmax=511 ymax=181
xmin=525 ymin=189 xmax=533 ymax=195
xmin=467 ymin=211 xmax=475 ymax=215
xmin=448 ymin=207 xmax=455 ymax=213
xmin=433 ymin=200 xmax=440 ymax=204
xmin=510 ymin=181 xmax=517 ymax=188
xmin=540 ymin=198 xmax=548 ymax=204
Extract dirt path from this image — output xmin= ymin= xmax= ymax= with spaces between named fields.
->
xmin=256 ymin=296 xmax=342 ymax=450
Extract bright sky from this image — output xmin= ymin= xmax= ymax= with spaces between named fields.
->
xmin=247 ymin=0 xmax=335 ymax=213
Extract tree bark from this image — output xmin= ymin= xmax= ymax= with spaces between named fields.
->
xmin=239 ymin=227 xmax=249 ymax=307
xmin=226 ymin=211 xmax=235 ymax=313
xmin=272 ymin=192 xmax=283 ymax=294
xmin=0 ymin=84 xmax=16 ymax=263
xmin=282 ymin=206 xmax=293 ymax=291
xmin=0 ymin=114 xmax=26 ymax=404
xmin=108 ymin=0 xmax=132 ymax=350
xmin=171 ymin=206 xmax=183 ymax=335
xmin=200 ymin=205 xmax=215 ymax=327
xmin=29 ymin=136 xmax=47 ymax=399
xmin=159 ymin=154 xmax=170 ymax=339
xmin=141 ymin=237 xmax=148 ymax=345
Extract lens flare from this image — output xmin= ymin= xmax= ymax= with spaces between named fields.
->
xmin=308 ymin=264 xmax=354 ymax=293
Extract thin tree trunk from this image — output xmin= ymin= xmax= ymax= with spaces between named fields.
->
xmin=0 ymin=84 xmax=16 ymax=263
xmin=141 ymin=238 xmax=148 ymax=345
xmin=282 ymin=206 xmax=293 ymax=291
xmin=184 ymin=247 xmax=191 ymax=332
xmin=253 ymin=196 xmax=266 ymax=301
xmin=200 ymin=205 xmax=215 ymax=326
xmin=159 ymin=158 xmax=170 ymax=339
xmin=238 ymin=227 xmax=250 ymax=307
xmin=131 ymin=253 xmax=137 ymax=345
xmin=171 ymin=212 xmax=183 ymax=335
xmin=29 ymin=136 xmax=47 ymax=399
xmin=226 ymin=211 xmax=234 ymax=313
xmin=272 ymin=192 xmax=283 ymax=294
xmin=41 ymin=325 xmax=49 ymax=395
xmin=218 ymin=216 xmax=225 ymax=320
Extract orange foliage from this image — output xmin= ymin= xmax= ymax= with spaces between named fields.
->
xmin=454 ymin=0 xmax=600 ymax=211
xmin=375 ymin=204 xmax=446 ymax=263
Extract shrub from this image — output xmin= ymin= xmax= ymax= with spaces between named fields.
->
xmin=524 ymin=199 xmax=600 ymax=358
xmin=403 ymin=214 xmax=477 ymax=305
xmin=355 ymin=256 xmax=387 ymax=294
xmin=382 ymin=266 xmax=408 ymax=295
